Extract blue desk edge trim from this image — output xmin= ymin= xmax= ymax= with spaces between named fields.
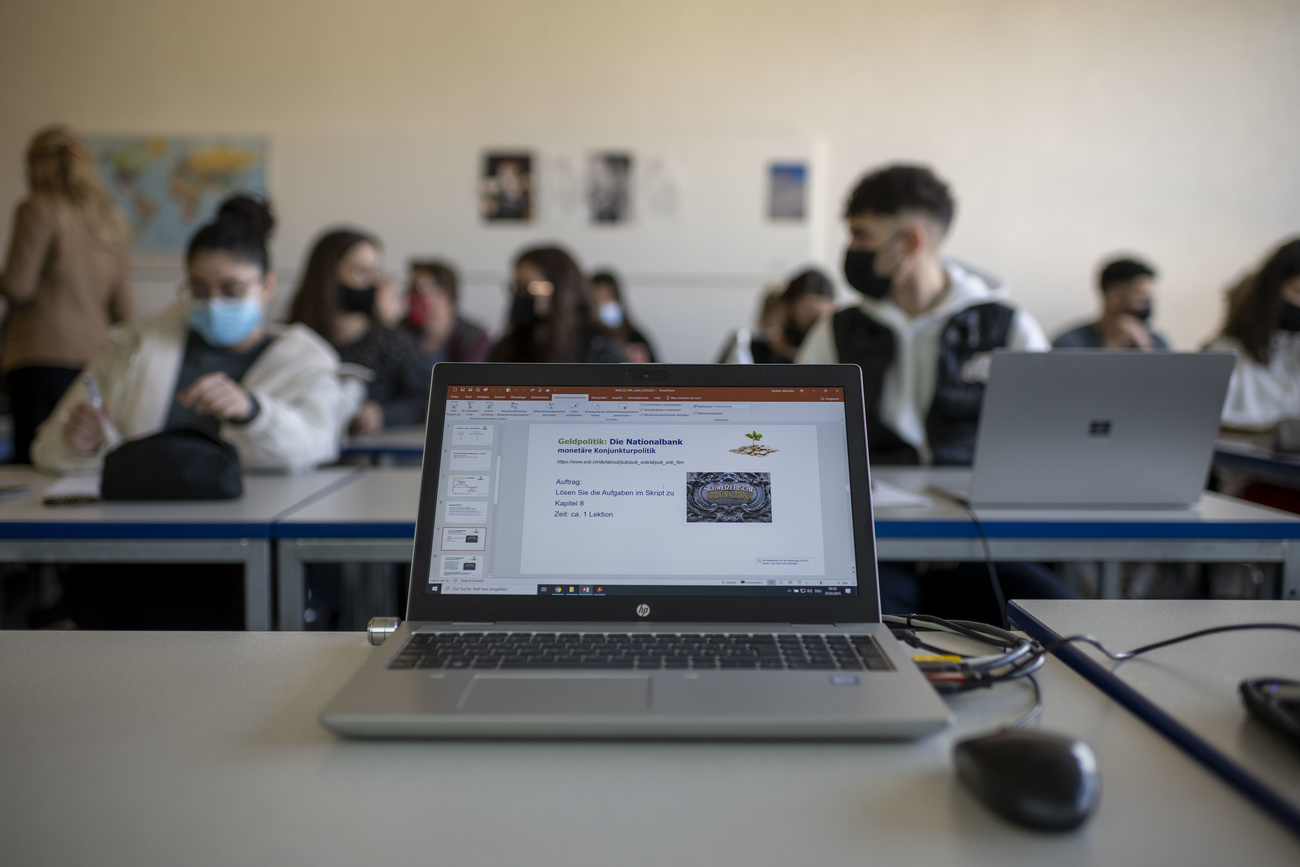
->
xmin=1008 ymin=602 xmax=1300 ymax=838
xmin=273 ymin=522 xmax=414 ymax=539
xmin=0 ymin=524 xmax=271 ymax=539
xmin=875 ymin=520 xmax=1298 ymax=539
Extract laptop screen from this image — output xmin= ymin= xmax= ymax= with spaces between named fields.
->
xmin=425 ymin=382 xmax=859 ymax=600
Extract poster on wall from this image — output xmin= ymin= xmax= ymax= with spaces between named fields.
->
xmin=587 ymin=152 xmax=632 ymax=224
xmin=481 ymin=152 xmax=533 ymax=222
xmin=87 ymin=136 xmax=267 ymax=253
xmin=767 ymin=162 xmax=807 ymax=221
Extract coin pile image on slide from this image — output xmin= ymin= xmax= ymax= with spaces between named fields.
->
xmin=729 ymin=430 xmax=779 ymax=457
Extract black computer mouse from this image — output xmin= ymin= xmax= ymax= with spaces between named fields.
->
xmin=953 ymin=729 xmax=1100 ymax=832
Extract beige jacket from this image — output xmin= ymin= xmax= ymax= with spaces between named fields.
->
xmin=32 ymin=301 xmax=346 ymax=474
xmin=0 ymin=194 xmax=133 ymax=371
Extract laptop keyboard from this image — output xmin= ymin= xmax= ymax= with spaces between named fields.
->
xmin=386 ymin=632 xmax=893 ymax=672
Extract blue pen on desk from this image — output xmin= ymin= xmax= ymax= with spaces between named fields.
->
xmin=82 ymin=373 xmax=122 ymax=448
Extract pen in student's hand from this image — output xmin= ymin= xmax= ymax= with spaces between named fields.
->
xmin=82 ymin=373 xmax=122 ymax=448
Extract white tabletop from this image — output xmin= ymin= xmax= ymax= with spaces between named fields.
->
xmin=1011 ymin=599 xmax=1300 ymax=824
xmin=0 ymin=466 xmax=358 ymax=537
xmin=275 ymin=467 xmax=421 ymax=535
xmin=877 ymin=467 xmax=1300 ymax=530
xmin=0 ymin=630 xmax=1296 ymax=865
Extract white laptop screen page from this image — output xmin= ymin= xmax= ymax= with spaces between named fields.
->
xmin=426 ymin=384 xmax=859 ymax=601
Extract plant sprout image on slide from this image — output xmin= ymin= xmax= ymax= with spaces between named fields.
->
xmin=730 ymin=431 xmax=779 ymax=457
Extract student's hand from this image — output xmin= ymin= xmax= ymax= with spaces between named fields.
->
xmin=1103 ymin=315 xmax=1154 ymax=350
xmin=63 ymin=403 xmax=107 ymax=453
xmin=349 ymin=400 xmax=384 ymax=435
xmin=176 ymin=372 xmax=254 ymax=422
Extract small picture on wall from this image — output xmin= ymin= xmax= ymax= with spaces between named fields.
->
xmin=768 ymin=162 xmax=807 ymax=221
xmin=587 ymin=152 xmax=632 ymax=224
xmin=481 ymin=152 xmax=533 ymax=222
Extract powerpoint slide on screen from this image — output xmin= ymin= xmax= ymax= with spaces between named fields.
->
xmin=518 ymin=424 xmax=826 ymax=578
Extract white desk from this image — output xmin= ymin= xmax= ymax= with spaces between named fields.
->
xmin=879 ymin=468 xmax=1300 ymax=599
xmin=1011 ymin=599 xmax=1300 ymax=834
xmin=339 ymin=425 xmax=425 ymax=464
xmin=271 ymin=467 xmax=1300 ymax=629
xmin=0 ymin=467 xmax=356 ymax=630
xmin=274 ymin=468 xmax=420 ymax=630
xmin=0 ymin=630 xmax=1296 ymax=865
xmin=1215 ymin=433 xmax=1300 ymax=488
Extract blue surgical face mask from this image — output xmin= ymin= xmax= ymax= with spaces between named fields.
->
xmin=598 ymin=300 xmax=624 ymax=328
xmin=189 ymin=295 xmax=264 ymax=347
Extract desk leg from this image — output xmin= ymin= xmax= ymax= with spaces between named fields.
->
xmin=1099 ymin=562 xmax=1123 ymax=599
xmin=276 ymin=540 xmax=306 ymax=631
xmin=244 ymin=540 xmax=271 ymax=631
xmin=1284 ymin=542 xmax=1299 ymax=600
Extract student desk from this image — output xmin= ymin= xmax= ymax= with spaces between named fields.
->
xmin=878 ymin=468 xmax=1300 ymax=600
xmin=1 ymin=629 xmax=1296 ymax=865
xmin=1011 ymin=599 xmax=1300 ymax=835
xmin=1215 ymin=434 xmax=1300 ymax=489
xmin=269 ymin=467 xmax=1300 ymax=630
xmin=0 ymin=467 xmax=357 ymax=630
xmin=274 ymin=467 xmax=420 ymax=630
xmin=339 ymin=425 xmax=425 ymax=464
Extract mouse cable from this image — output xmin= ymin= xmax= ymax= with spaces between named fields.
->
xmin=1006 ymin=674 xmax=1043 ymax=731
xmin=957 ymin=502 xmax=1008 ymax=630
xmin=1039 ymin=622 xmax=1300 ymax=662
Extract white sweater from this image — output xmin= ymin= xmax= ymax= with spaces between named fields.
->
xmin=32 ymin=301 xmax=347 ymax=474
xmin=1208 ymin=332 xmax=1300 ymax=430
xmin=796 ymin=260 xmax=1048 ymax=463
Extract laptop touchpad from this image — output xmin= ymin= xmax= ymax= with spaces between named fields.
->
xmin=458 ymin=675 xmax=651 ymax=714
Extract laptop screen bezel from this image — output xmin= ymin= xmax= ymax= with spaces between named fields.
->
xmin=404 ymin=363 xmax=880 ymax=624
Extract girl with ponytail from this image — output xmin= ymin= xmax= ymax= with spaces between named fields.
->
xmin=31 ymin=194 xmax=347 ymax=474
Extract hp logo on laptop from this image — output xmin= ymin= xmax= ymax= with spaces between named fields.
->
xmin=636 ymin=604 xmax=651 ymax=618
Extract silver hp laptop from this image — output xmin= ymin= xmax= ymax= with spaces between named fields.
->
xmin=940 ymin=351 xmax=1235 ymax=508
xmin=320 ymin=363 xmax=949 ymax=738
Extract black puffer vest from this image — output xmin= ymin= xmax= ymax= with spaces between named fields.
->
xmin=832 ymin=302 xmax=1016 ymax=465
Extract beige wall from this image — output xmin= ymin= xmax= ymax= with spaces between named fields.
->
xmin=2 ymin=0 xmax=1297 ymax=361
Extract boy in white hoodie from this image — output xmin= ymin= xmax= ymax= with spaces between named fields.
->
xmin=799 ymin=164 xmax=1070 ymax=621
xmin=798 ymin=164 xmax=1047 ymax=464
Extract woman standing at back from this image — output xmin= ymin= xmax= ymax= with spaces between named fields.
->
xmin=0 ymin=125 xmax=133 ymax=463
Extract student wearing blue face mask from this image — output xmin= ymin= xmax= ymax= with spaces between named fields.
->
xmin=589 ymin=270 xmax=658 ymax=364
xmin=32 ymin=195 xmax=346 ymax=474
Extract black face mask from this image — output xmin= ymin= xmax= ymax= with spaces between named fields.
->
xmin=339 ymin=284 xmax=377 ymax=313
xmin=783 ymin=320 xmax=810 ymax=348
xmin=1279 ymin=302 xmax=1300 ymax=333
xmin=843 ymin=247 xmax=893 ymax=300
xmin=510 ymin=291 xmax=540 ymax=331
xmin=1129 ymin=304 xmax=1153 ymax=322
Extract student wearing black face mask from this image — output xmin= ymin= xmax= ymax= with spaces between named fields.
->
xmin=797 ymin=164 xmax=1048 ymax=466
xmin=489 ymin=246 xmax=626 ymax=364
xmin=796 ymin=164 xmax=1071 ymax=624
xmin=289 ymin=229 xmax=429 ymax=434
xmin=1054 ymin=257 xmax=1171 ymax=350
xmin=1209 ymin=238 xmax=1300 ymax=429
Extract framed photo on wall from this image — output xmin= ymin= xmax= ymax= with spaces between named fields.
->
xmin=481 ymin=152 xmax=533 ymax=221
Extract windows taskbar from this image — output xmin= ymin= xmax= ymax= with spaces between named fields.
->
xmin=424 ymin=584 xmax=858 ymax=597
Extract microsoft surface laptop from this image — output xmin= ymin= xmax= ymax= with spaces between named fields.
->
xmin=320 ymin=363 xmax=950 ymax=739
xmin=939 ymin=351 xmax=1235 ymax=508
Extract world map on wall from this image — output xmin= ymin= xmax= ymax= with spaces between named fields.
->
xmin=87 ymin=136 xmax=267 ymax=253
